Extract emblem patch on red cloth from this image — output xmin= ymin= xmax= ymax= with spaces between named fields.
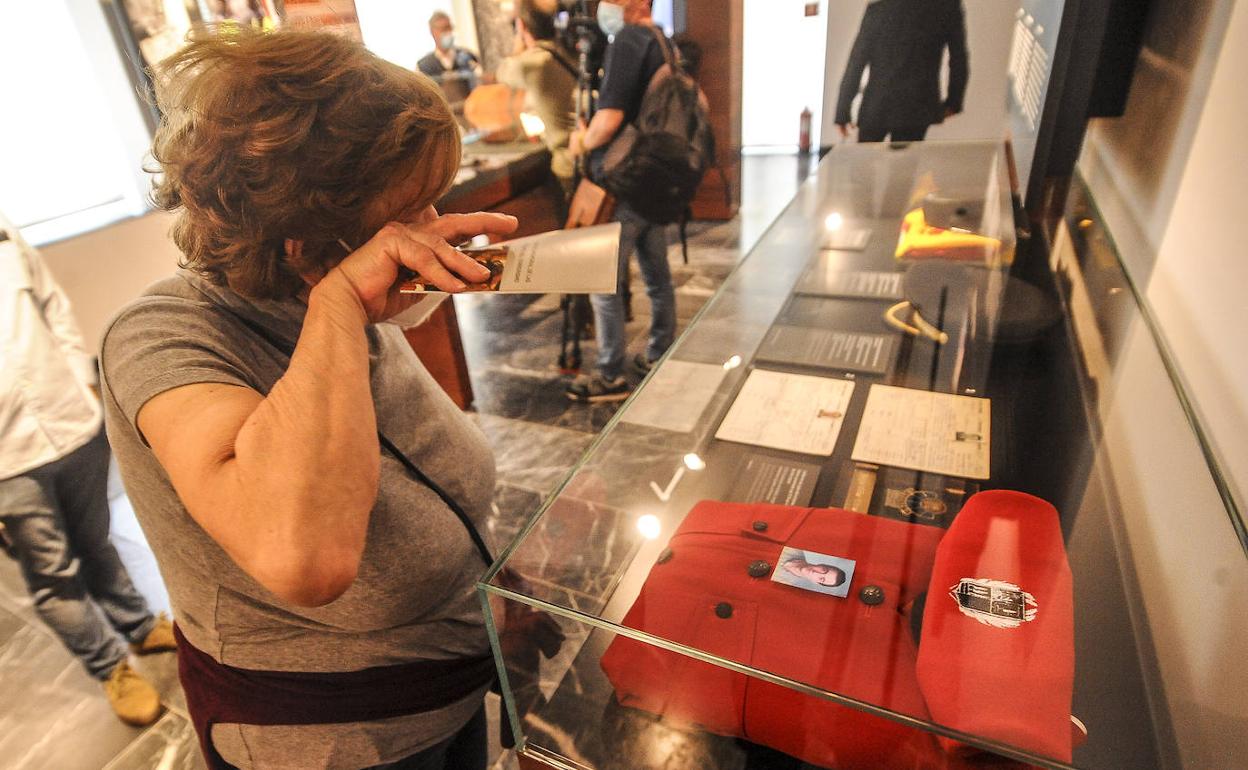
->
xmin=950 ymin=578 xmax=1037 ymax=628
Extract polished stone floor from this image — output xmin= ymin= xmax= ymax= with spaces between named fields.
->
xmin=0 ymin=155 xmax=812 ymax=770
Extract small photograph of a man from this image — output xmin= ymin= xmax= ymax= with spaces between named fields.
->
xmin=771 ymin=546 xmax=857 ymax=598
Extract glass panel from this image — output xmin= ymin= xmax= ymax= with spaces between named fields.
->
xmin=1046 ymin=176 xmax=1246 ymax=770
xmin=485 ymin=595 xmax=1066 ymax=770
xmin=482 ymin=141 xmax=1244 ymax=769
xmin=0 ymin=1 xmax=147 ymax=233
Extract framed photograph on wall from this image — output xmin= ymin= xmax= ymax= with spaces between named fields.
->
xmin=113 ymin=0 xmax=205 ymax=72
xmin=101 ymin=0 xmax=282 ymax=129
xmin=276 ymin=0 xmax=362 ymax=40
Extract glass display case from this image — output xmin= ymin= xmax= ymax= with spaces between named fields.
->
xmin=478 ymin=141 xmax=1246 ymax=770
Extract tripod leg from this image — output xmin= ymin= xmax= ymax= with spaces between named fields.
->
xmin=559 ymin=294 xmax=583 ymax=374
xmin=622 ymin=261 xmax=633 ymax=323
xmin=571 ymin=295 xmax=588 ymax=371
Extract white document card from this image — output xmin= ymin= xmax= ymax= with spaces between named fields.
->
xmin=715 ymin=369 xmax=855 ymax=456
xmin=851 ymin=385 xmax=991 ymax=479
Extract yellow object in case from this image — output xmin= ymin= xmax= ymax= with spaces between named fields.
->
xmin=894 ymin=208 xmax=1003 ymax=264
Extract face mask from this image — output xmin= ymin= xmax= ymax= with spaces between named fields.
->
xmin=439 ymin=33 xmax=455 ymax=50
xmin=596 ymin=2 xmax=625 ymax=36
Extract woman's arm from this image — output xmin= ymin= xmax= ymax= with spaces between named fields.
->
xmin=137 ymin=213 xmax=517 ymax=607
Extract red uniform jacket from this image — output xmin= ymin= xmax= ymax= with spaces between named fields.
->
xmin=600 ymin=491 xmax=1073 ymax=769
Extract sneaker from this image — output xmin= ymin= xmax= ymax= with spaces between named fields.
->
xmin=131 ymin=612 xmax=177 ymax=655
xmin=565 ymin=373 xmax=632 ymax=403
xmin=632 ymin=353 xmax=659 ymax=376
xmin=103 ymin=659 xmax=162 ymax=726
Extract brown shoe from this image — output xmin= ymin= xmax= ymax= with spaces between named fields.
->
xmin=132 ymin=612 xmax=177 ymax=655
xmin=103 ymin=659 xmax=162 ymax=726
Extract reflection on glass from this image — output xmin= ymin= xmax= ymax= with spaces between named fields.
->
xmin=518 ymin=112 xmax=545 ymax=137
xmin=481 ymin=143 xmax=1237 ymax=770
xmin=636 ymin=514 xmax=662 ymax=540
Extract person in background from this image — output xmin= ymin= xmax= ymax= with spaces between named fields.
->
xmin=214 ymin=0 xmax=265 ymax=23
xmin=566 ymin=0 xmax=675 ymax=403
xmin=497 ymin=0 xmax=579 ymax=203
xmin=835 ymin=0 xmax=969 ymax=143
xmin=0 ymin=217 xmax=176 ymax=727
xmin=418 ymin=10 xmax=481 ymax=89
xmin=102 ymin=28 xmax=516 ymax=769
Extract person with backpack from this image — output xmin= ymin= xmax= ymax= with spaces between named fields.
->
xmin=566 ymin=0 xmax=712 ymax=403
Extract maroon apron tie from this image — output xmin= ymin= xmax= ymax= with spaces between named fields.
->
xmin=173 ymin=624 xmax=496 ymax=769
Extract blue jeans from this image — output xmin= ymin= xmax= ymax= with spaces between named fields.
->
xmin=365 ymin=703 xmax=487 ymax=770
xmin=0 ymin=429 xmax=155 ymax=679
xmin=590 ymin=202 xmax=676 ymax=379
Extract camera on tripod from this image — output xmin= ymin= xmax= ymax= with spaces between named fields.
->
xmin=554 ymin=0 xmax=608 ymax=99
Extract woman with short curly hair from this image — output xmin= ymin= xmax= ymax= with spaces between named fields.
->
xmin=99 ymin=27 xmax=517 ymax=770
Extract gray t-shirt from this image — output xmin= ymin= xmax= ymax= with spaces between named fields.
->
xmin=99 ymin=270 xmax=497 ymax=769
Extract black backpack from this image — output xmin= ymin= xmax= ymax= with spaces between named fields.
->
xmin=600 ymin=26 xmax=715 ymax=228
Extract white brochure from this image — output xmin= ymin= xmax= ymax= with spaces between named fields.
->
xmin=399 ymin=222 xmax=621 ymax=294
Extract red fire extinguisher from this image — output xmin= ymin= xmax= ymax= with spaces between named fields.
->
xmin=799 ymin=106 xmax=812 ymax=154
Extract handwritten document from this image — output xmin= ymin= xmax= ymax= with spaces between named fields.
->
xmin=851 ymin=385 xmax=991 ymax=479
xmin=715 ymin=369 xmax=855 ymax=456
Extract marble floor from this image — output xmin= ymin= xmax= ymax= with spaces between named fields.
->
xmin=0 ymin=154 xmax=813 ymax=770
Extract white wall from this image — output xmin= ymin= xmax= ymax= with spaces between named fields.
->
xmin=1077 ymin=0 xmax=1243 ymax=523
xmin=1138 ymin=5 xmax=1248 ymax=518
xmin=355 ymin=0 xmax=479 ymax=71
xmin=742 ymin=0 xmax=827 ymax=150
xmin=1078 ymin=0 xmax=1232 ymax=283
xmin=1 ymin=0 xmax=154 ymax=245
xmin=1090 ymin=321 xmax=1248 ymax=768
xmin=38 ymin=212 xmax=183 ymax=353
xmin=819 ymin=0 xmax=1013 ymax=146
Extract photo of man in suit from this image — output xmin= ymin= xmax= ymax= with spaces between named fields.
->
xmin=835 ymin=0 xmax=969 ymax=142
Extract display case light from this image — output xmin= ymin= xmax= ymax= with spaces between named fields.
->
xmin=519 ymin=112 xmax=546 ymax=137
xmin=636 ymin=514 xmax=662 ymax=540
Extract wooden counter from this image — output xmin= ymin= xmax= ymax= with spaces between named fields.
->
xmin=441 ymin=141 xmax=564 ymax=238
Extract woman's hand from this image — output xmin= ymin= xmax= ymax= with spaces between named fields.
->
xmin=323 ymin=211 xmax=519 ymax=323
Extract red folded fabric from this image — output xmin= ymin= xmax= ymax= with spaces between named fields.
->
xmin=916 ymin=490 xmax=1075 ymax=762
xmin=602 ymin=501 xmax=946 ymax=769
xmin=601 ymin=496 xmax=1074 ymax=769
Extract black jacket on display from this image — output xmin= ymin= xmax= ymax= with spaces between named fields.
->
xmin=835 ymin=0 xmax=969 ymax=132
